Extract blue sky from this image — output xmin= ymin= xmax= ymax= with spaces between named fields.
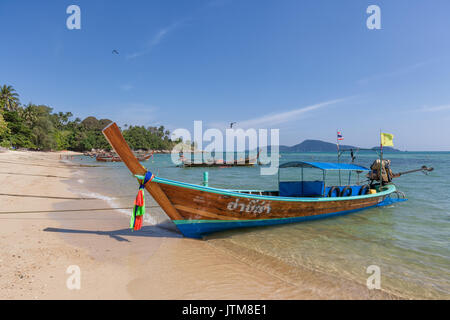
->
xmin=1 ymin=0 xmax=450 ymax=150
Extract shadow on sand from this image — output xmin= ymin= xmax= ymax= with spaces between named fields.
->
xmin=44 ymin=222 xmax=183 ymax=242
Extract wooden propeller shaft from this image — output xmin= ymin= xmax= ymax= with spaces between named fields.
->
xmin=396 ymin=166 xmax=434 ymax=177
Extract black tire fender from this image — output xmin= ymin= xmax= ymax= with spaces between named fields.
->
xmin=328 ymin=186 xmax=340 ymax=197
xmin=359 ymin=184 xmax=370 ymax=195
xmin=340 ymin=186 xmax=353 ymax=197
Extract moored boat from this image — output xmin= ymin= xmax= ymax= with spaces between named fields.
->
xmin=180 ymin=157 xmax=258 ymax=168
xmin=96 ymin=155 xmax=121 ymax=162
xmin=96 ymin=152 xmax=153 ymax=163
xmin=179 ymin=150 xmax=260 ymax=168
xmin=102 ymin=122 xmax=412 ymax=239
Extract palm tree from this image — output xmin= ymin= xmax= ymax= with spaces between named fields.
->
xmin=0 ymin=85 xmax=20 ymax=111
xmin=21 ymin=103 xmax=38 ymax=125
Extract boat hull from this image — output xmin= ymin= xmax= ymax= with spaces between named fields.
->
xmin=173 ymin=198 xmax=398 ymax=238
xmin=154 ymin=178 xmax=401 ymax=238
xmin=96 ymin=157 xmax=121 ymax=162
xmin=181 ymin=162 xmax=256 ymax=168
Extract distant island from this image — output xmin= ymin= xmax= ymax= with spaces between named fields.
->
xmin=274 ymin=139 xmax=400 ymax=152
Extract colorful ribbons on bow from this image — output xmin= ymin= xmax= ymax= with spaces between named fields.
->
xmin=131 ymin=171 xmax=153 ymax=231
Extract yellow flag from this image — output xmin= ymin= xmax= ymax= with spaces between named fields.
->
xmin=381 ymin=133 xmax=394 ymax=147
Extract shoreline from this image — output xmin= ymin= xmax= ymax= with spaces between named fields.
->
xmin=1 ymin=150 xmax=400 ymax=299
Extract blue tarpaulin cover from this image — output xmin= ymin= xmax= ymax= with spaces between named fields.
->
xmin=279 ymin=181 xmax=325 ymax=197
xmin=279 ymin=161 xmax=370 ymax=171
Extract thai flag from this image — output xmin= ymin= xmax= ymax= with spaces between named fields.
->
xmin=337 ymin=131 xmax=344 ymax=141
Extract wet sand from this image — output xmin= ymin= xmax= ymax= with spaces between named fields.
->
xmin=0 ymin=150 xmax=397 ymax=299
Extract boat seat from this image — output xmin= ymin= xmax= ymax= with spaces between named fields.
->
xmin=302 ymin=181 xmax=325 ymax=197
xmin=279 ymin=181 xmax=324 ymax=197
xmin=279 ymin=182 xmax=302 ymax=197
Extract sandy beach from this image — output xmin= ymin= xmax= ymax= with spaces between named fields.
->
xmin=0 ymin=150 xmax=398 ymax=300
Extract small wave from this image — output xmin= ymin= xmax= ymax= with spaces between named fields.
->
xmin=78 ymin=191 xmax=116 ymax=202
xmin=77 ymin=191 xmax=158 ymax=225
xmin=72 ymin=170 xmax=84 ymax=176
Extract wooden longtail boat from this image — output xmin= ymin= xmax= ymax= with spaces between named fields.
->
xmin=179 ymin=150 xmax=261 ymax=168
xmin=96 ymin=155 xmax=121 ymax=162
xmin=103 ymin=123 xmax=407 ymax=239
xmin=96 ymin=152 xmax=153 ymax=163
xmin=180 ymin=156 xmax=258 ymax=168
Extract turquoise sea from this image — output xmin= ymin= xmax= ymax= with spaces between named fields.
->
xmin=70 ymin=151 xmax=449 ymax=299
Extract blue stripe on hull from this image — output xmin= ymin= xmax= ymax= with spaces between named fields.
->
xmin=174 ymin=198 xmax=407 ymax=239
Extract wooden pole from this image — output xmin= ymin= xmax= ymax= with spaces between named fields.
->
xmin=203 ymin=171 xmax=209 ymax=187
xmin=379 ymin=130 xmax=383 ymax=189
xmin=102 ymin=123 xmax=183 ymax=220
xmin=337 ymin=129 xmax=342 ymax=186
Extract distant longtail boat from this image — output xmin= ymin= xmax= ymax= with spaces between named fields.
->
xmin=180 ymin=150 xmax=260 ymax=168
xmin=96 ymin=152 xmax=153 ymax=163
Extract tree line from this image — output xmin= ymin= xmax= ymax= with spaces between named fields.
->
xmin=0 ymin=85 xmax=178 ymax=151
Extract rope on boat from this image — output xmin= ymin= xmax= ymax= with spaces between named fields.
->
xmin=0 ymin=206 xmax=161 ymax=215
xmin=130 ymin=171 xmax=154 ymax=231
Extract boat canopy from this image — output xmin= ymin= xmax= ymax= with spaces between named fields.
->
xmin=279 ymin=161 xmax=370 ymax=172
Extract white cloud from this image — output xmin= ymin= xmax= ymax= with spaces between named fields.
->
xmin=125 ymin=1 xmax=232 ymax=60
xmin=418 ymin=105 xmax=450 ymax=112
xmin=119 ymin=84 xmax=133 ymax=91
xmin=126 ymin=20 xmax=187 ymax=60
xmin=210 ymin=98 xmax=348 ymax=129
xmin=358 ymin=60 xmax=433 ymax=85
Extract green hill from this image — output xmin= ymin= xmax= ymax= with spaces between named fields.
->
xmin=269 ymin=139 xmax=400 ymax=152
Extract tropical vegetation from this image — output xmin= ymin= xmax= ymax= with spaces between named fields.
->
xmin=0 ymin=85 xmax=178 ymax=151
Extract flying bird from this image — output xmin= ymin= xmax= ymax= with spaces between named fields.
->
xmin=112 ymin=50 xmax=119 ymax=55
xmin=230 ymin=122 xmax=237 ymax=129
